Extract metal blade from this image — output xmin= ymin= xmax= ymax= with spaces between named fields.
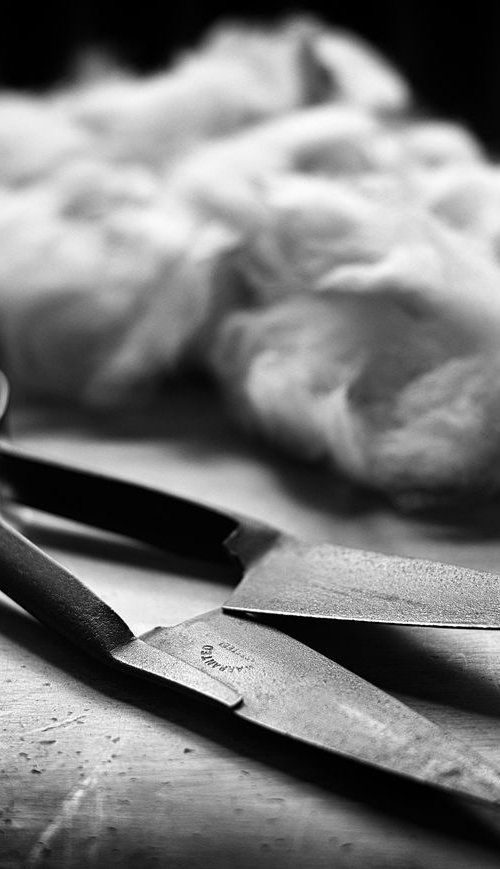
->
xmin=143 ymin=609 xmax=500 ymax=806
xmin=224 ymin=526 xmax=500 ymax=627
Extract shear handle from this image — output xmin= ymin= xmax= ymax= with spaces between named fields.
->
xmin=0 ymin=513 xmax=134 ymax=656
xmin=0 ymin=444 xmax=238 ymax=565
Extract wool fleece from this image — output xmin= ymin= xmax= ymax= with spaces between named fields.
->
xmin=0 ymin=16 xmax=499 ymax=507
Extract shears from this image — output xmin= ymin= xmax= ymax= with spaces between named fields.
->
xmin=1 ymin=372 xmax=500 ymax=807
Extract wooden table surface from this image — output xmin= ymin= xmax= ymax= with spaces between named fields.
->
xmin=3 ymin=385 xmax=500 ymax=868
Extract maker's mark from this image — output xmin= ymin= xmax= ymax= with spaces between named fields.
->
xmin=201 ymin=642 xmax=255 ymax=673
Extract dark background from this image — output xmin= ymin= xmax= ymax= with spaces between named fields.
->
xmin=1 ymin=2 xmax=500 ymax=149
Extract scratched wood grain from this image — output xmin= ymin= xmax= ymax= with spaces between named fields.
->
xmin=2 ymin=385 xmax=500 ymax=868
